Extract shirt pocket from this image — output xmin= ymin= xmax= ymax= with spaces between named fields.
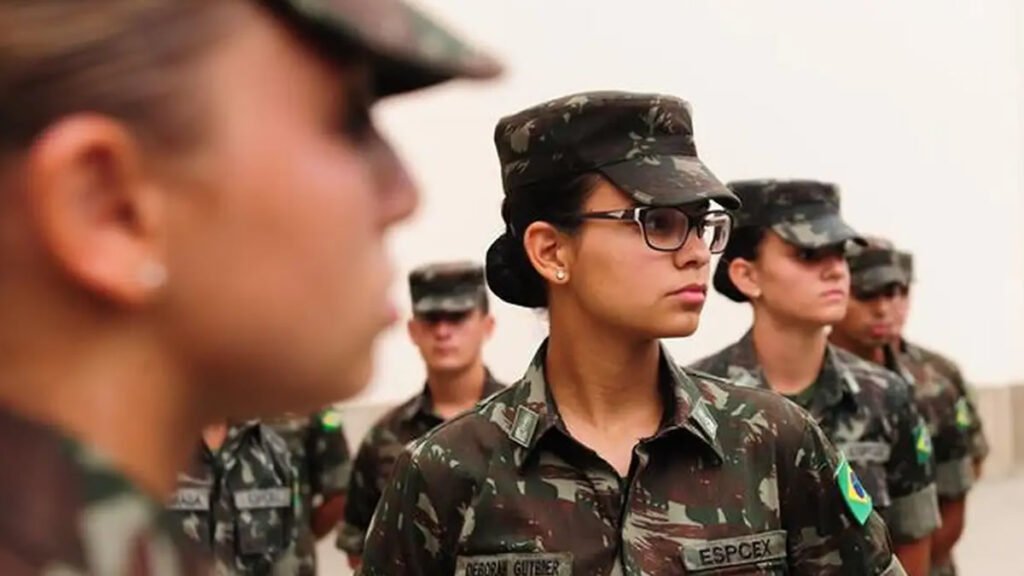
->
xmin=232 ymin=487 xmax=293 ymax=556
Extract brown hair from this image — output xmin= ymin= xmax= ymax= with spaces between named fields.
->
xmin=0 ymin=1 xmax=236 ymax=152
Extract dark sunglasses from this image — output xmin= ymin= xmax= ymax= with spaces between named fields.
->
xmin=416 ymin=310 xmax=473 ymax=325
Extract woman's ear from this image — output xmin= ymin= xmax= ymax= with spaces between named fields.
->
xmin=522 ymin=221 xmax=572 ymax=285
xmin=729 ymin=257 xmax=762 ymax=300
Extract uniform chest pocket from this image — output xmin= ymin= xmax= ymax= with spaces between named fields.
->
xmin=680 ymin=531 xmax=787 ymax=575
xmin=167 ymin=487 xmax=212 ymax=546
xmin=233 ymin=487 xmax=293 ymax=556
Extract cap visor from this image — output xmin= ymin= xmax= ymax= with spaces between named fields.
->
xmin=269 ymin=0 xmax=502 ymax=98
xmin=599 ymin=155 xmax=740 ymax=209
xmin=771 ymin=214 xmax=865 ymax=249
xmin=853 ymin=268 xmax=907 ymax=293
xmin=413 ymin=295 xmax=478 ymax=314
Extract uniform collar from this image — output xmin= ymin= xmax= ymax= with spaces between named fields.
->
xmin=723 ymin=330 xmax=859 ymax=414
xmin=402 ymin=368 xmax=503 ymax=423
xmin=503 ymin=340 xmax=723 ymax=468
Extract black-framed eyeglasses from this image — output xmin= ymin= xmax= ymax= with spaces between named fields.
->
xmin=574 ymin=207 xmax=733 ymax=253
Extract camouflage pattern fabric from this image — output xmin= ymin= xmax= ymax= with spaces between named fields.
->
xmin=494 ymin=91 xmax=740 ymax=209
xmin=726 ymin=179 xmax=864 ymax=249
xmin=265 ymin=409 xmax=351 ymax=575
xmin=264 ymin=0 xmax=501 ymax=97
xmin=904 ymin=343 xmax=989 ymax=466
xmin=885 ymin=343 xmax=975 ymax=499
xmin=408 ymin=261 xmax=488 ymax=315
xmin=360 ymin=342 xmax=906 ymax=575
xmin=337 ymin=372 xmax=504 ymax=555
xmin=847 ymin=240 xmax=908 ymax=295
xmin=691 ymin=332 xmax=940 ymax=545
xmin=168 ymin=422 xmax=299 ymax=576
xmin=0 ymin=406 xmax=210 ymax=575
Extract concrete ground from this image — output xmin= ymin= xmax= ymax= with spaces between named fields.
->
xmin=316 ymin=474 xmax=1024 ymax=575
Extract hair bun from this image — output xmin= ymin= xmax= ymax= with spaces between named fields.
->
xmin=485 ymin=232 xmax=548 ymax=308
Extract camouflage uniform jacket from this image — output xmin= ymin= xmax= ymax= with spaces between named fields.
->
xmin=337 ymin=371 xmax=503 ymax=554
xmin=690 ymin=332 xmax=940 ymax=545
xmin=884 ymin=344 xmax=974 ymax=500
xmin=899 ymin=341 xmax=989 ymax=466
xmin=360 ymin=342 xmax=905 ymax=576
xmin=0 ymin=406 xmax=209 ymax=575
xmin=265 ymin=408 xmax=351 ymax=575
xmin=168 ymin=422 xmax=299 ymax=576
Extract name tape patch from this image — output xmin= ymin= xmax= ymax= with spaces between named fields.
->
xmin=838 ymin=441 xmax=892 ymax=464
xmin=455 ymin=552 xmax=572 ymax=576
xmin=681 ymin=530 xmax=787 ymax=572
xmin=167 ymin=488 xmax=210 ymax=511
xmin=233 ymin=487 xmax=291 ymax=510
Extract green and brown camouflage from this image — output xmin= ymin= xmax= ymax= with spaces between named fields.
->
xmin=265 ymin=408 xmax=351 ymax=576
xmin=904 ymin=343 xmax=990 ymax=467
xmin=360 ymin=342 xmax=905 ymax=575
xmin=0 ymin=407 xmax=210 ymax=575
xmin=895 ymin=251 xmax=914 ymax=284
xmin=168 ymin=422 xmax=300 ymax=575
xmin=884 ymin=343 xmax=975 ymax=500
xmin=337 ymin=372 xmax=503 ymax=555
xmin=493 ymin=91 xmax=740 ymax=210
xmin=408 ymin=261 xmax=488 ymax=315
xmin=726 ymin=179 xmax=865 ymax=249
xmin=690 ymin=332 xmax=940 ymax=545
xmin=847 ymin=239 xmax=908 ymax=295
xmin=265 ymin=0 xmax=501 ymax=97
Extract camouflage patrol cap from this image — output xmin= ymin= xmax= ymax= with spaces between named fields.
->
xmin=409 ymin=261 xmax=487 ymax=314
xmin=727 ymin=179 xmax=865 ymax=249
xmin=896 ymin=250 xmax=914 ymax=283
xmin=493 ymin=91 xmax=739 ymax=209
xmin=847 ymin=237 xmax=909 ymax=295
xmin=263 ymin=0 xmax=502 ymax=97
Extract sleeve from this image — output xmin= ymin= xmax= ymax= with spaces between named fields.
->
xmin=307 ymin=408 xmax=352 ymax=501
xmin=948 ymin=368 xmax=990 ymax=463
xmin=881 ymin=383 xmax=940 ymax=543
xmin=782 ymin=414 xmax=906 ymax=576
xmin=931 ymin=389 xmax=975 ymax=499
xmin=359 ymin=446 xmax=461 ymax=576
xmin=335 ymin=436 xmax=383 ymax=554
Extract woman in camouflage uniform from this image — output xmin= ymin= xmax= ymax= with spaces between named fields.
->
xmin=361 ymin=92 xmax=904 ymax=575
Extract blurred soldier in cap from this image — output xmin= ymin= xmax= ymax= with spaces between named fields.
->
xmin=0 ymin=1 xmax=498 ymax=573
xmin=338 ymin=261 xmax=502 ymax=569
xmin=887 ymin=249 xmax=988 ymax=576
xmin=361 ymin=92 xmax=905 ymax=575
xmin=168 ymin=421 xmax=299 ymax=575
xmin=265 ymin=408 xmax=352 ymax=576
xmin=692 ymin=180 xmax=938 ymax=576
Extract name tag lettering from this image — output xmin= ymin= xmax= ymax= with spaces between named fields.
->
xmin=838 ymin=441 xmax=891 ymax=464
xmin=455 ymin=553 xmax=572 ymax=576
xmin=167 ymin=488 xmax=209 ymax=511
xmin=682 ymin=531 xmax=786 ymax=572
xmin=233 ymin=487 xmax=291 ymax=510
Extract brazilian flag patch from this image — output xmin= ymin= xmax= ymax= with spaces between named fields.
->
xmin=915 ymin=423 xmax=933 ymax=464
xmin=320 ymin=408 xmax=343 ymax=431
xmin=836 ymin=457 xmax=873 ymax=525
xmin=955 ymin=397 xmax=972 ymax=430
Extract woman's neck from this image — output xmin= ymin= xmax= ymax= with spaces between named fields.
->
xmin=545 ymin=304 xmax=663 ymax=436
xmin=750 ymin=308 xmax=829 ymax=395
xmin=0 ymin=317 xmax=204 ymax=498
